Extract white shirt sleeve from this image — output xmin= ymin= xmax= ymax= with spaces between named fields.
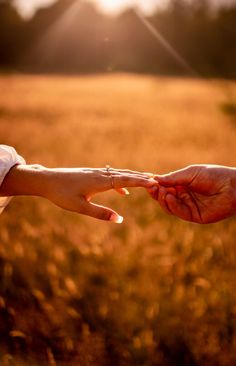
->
xmin=0 ymin=145 xmax=26 ymax=214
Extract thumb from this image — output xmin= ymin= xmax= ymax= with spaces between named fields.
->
xmin=155 ymin=166 xmax=195 ymax=187
xmin=81 ymin=200 xmax=123 ymax=223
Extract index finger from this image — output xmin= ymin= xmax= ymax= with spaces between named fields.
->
xmin=110 ymin=168 xmax=154 ymax=179
xmin=113 ymin=175 xmax=157 ymax=189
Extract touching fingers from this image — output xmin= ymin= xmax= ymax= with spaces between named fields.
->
xmin=154 ymin=166 xmax=198 ymax=187
xmin=85 ymin=173 xmax=155 ymax=194
xmin=113 ymin=175 xmax=156 ymax=189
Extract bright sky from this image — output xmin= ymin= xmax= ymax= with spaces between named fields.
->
xmin=14 ymin=0 xmax=233 ymax=18
xmin=14 ymin=0 xmax=56 ymax=18
xmin=13 ymin=0 xmax=171 ymax=18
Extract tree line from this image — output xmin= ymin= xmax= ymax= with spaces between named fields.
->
xmin=0 ymin=0 xmax=236 ymax=78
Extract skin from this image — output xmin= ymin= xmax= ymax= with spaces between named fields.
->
xmin=149 ymin=165 xmax=236 ymax=224
xmin=0 ymin=164 xmax=155 ymax=223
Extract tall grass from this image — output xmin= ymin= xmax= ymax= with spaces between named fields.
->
xmin=0 ymin=74 xmax=236 ymax=366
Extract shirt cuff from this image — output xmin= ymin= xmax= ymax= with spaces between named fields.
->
xmin=0 ymin=145 xmax=26 ymax=213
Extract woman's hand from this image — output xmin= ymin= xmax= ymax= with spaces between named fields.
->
xmin=149 ymin=165 xmax=236 ymax=224
xmin=44 ymin=167 xmax=155 ymax=222
xmin=0 ymin=165 xmax=155 ymax=222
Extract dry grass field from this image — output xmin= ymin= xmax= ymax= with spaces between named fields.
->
xmin=0 ymin=74 xmax=236 ymax=366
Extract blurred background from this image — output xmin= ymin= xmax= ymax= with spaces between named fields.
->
xmin=1 ymin=0 xmax=236 ymax=365
xmin=1 ymin=0 xmax=236 ymax=77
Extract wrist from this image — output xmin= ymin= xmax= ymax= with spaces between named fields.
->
xmin=0 ymin=164 xmax=50 ymax=198
xmin=230 ymin=168 xmax=236 ymax=214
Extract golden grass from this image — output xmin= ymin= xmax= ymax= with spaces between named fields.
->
xmin=0 ymin=74 xmax=236 ymax=365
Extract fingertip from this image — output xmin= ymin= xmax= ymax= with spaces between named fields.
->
xmin=110 ymin=213 xmax=124 ymax=224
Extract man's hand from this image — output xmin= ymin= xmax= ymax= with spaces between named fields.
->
xmin=149 ymin=165 xmax=236 ymax=224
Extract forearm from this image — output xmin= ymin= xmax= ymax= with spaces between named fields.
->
xmin=0 ymin=164 xmax=50 ymax=198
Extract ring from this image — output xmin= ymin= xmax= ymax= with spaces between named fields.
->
xmin=106 ymin=165 xmax=115 ymax=189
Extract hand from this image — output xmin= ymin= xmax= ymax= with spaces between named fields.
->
xmin=45 ymin=167 xmax=156 ymax=222
xmin=149 ymin=165 xmax=236 ymax=224
xmin=0 ymin=165 xmax=155 ymax=222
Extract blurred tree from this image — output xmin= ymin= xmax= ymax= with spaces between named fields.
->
xmin=213 ymin=5 xmax=236 ymax=78
xmin=25 ymin=1 xmax=113 ymax=73
xmin=0 ymin=0 xmax=24 ymax=68
xmin=0 ymin=0 xmax=236 ymax=77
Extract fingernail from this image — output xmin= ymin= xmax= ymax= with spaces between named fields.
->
xmin=110 ymin=214 xmax=124 ymax=224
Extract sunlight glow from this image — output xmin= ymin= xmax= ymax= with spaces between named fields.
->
xmin=14 ymin=0 xmax=165 ymax=18
xmin=91 ymin=0 xmax=162 ymax=15
xmin=14 ymin=0 xmax=56 ymax=18
xmin=14 ymin=0 xmax=235 ymax=19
